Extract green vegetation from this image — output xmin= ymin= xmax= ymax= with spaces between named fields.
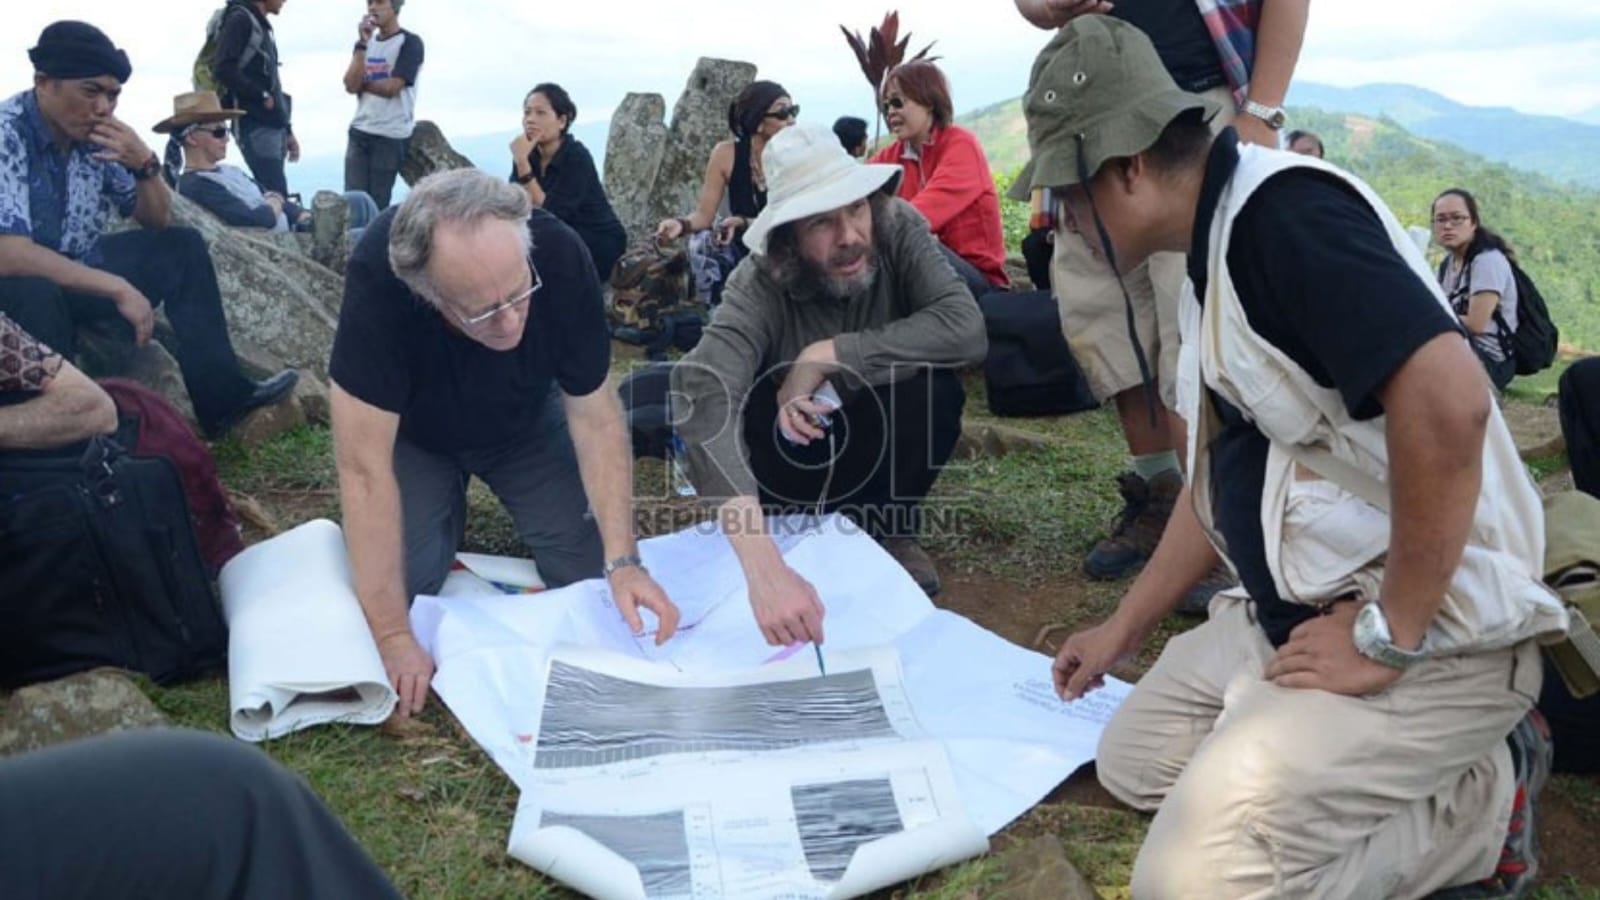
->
xmin=970 ymin=101 xmax=1600 ymax=352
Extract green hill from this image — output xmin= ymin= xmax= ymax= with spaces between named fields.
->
xmin=965 ymin=103 xmax=1600 ymax=353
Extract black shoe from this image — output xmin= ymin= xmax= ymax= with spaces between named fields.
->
xmin=203 ymin=369 xmax=299 ymax=439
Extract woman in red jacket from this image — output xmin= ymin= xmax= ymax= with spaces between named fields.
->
xmin=871 ymin=60 xmax=1009 ymax=292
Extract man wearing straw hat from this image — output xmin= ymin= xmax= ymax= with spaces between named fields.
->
xmin=0 ymin=21 xmax=297 ymax=438
xmin=1025 ymin=17 xmax=1565 ymax=897
xmin=672 ymin=124 xmax=986 ymax=643
xmin=157 ymin=91 xmax=379 ymax=234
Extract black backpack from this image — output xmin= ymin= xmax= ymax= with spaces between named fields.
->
xmin=0 ymin=437 xmax=228 ymax=688
xmin=1440 ymin=253 xmax=1559 ymax=376
xmin=978 ymin=290 xmax=1099 ymax=417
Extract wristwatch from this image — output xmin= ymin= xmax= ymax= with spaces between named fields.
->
xmin=1240 ymin=99 xmax=1287 ymax=130
xmin=129 ymin=153 xmax=161 ymax=181
xmin=602 ymin=554 xmax=645 ymax=577
xmin=1352 ymin=602 xmax=1426 ymax=670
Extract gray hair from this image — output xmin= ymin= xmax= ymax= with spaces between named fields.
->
xmin=388 ymin=168 xmax=532 ymax=305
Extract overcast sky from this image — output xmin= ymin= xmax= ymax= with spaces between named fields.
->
xmin=5 ymin=0 xmax=1598 ymax=177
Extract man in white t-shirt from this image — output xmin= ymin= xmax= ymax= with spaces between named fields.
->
xmin=341 ymin=0 xmax=424 ymax=209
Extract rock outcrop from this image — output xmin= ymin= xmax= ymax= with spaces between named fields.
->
xmin=605 ymin=93 xmax=671 ymax=240
xmin=400 ymin=120 xmax=474 ymax=186
xmin=0 ymin=670 xmax=169 ymax=758
xmin=605 ymin=58 xmax=757 ymax=245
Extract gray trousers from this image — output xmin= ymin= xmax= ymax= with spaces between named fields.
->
xmin=396 ymin=393 xmax=603 ymax=597
xmin=0 ymin=729 xmax=401 ymax=900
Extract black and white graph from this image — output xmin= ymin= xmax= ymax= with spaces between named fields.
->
xmin=535 ymin=662 xmax=899 ymax=769
xmin=539 ymin=810 xmax=694 ymax=898
xmin=791 ymin=778 xmax=906 ymax=883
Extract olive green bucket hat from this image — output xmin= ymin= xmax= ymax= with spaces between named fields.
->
xmin=1009 ymin=15 xmax=1221 ymax=201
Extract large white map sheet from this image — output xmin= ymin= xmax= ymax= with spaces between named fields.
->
xmin=412 ymin=515 xmax=1130 ymax=899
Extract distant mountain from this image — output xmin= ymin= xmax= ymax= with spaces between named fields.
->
xmin=965 ymin=102 xmax=1600 ymax=352
xmin=1574 ymin=104 xmax=1600 ymax=127
xmin=1285 ymin=82 xmax=1600 ymax=189
xmin=286 ymin=120 xmax=611 ymax=205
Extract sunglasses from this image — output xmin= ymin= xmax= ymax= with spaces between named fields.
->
xmin=764 ymin=105 xmax=800 ymax=121
xmin=450 ymin=267 xmax=543 ymax=330
xmin=182 ymin=125 xmax=230 ymax=140
xmin=881 ymin=96 xmax=906 ymax=115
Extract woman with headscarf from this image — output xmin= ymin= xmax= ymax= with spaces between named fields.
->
xmin=655 ymin=80 xmax=797 ymax=302
xmin=510 ymin=83 xmax=627 ymax=280
xmin=871 ymin=60 xmax=1009 ymax=294
xmin=1432 ymin=187 xmax=1521 ymax=391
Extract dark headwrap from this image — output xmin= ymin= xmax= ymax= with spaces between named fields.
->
xmin=727 ymin=80 xmax=788 ymax=140
xmin=28 ymin=21 xmax=132 ymax=83
xmin=727 ymin=80 xmax=787 ymax=220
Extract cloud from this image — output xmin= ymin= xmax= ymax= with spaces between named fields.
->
xmin=2 ymin=0 xmax=1595 ymax=196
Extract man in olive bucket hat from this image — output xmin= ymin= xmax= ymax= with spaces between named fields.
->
xmin=1029 ymin=17 xmax=1566 ymax=898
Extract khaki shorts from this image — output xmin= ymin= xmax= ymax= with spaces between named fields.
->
xmin=1049 ymin=85 xmax=1236 ymax=409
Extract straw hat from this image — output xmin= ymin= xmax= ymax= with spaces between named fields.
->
xmin=152 ymin=91 xmax=243 ymax=134
xmin=742 ymin=125 xmax=903 ymax=256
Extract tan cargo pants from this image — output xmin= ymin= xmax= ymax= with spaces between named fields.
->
xmin=1098 ymin=596 xmax=1541 ymax=899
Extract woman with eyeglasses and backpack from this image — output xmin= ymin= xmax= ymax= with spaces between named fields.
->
xmin=870 ymin=60 xmax=1009 ymax=295
xmin=1432 ymin=188 xmax=1520 ymax=391
xmin=654 ymin=80 xmax=798 ymax=305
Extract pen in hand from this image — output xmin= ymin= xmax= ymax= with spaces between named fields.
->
xmin=813 ymin=641 xmax=826 ymax=676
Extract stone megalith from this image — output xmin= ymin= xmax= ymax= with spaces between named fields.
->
xmin=647 ymin=58 xmax=757 ymax=230
xmin=400 ymin=120 xmax=475 ymax=186
xmin=159 ymin=194 xmax=345 ymax=379
xmin=605 ymin=92 xmax=670 ymax=242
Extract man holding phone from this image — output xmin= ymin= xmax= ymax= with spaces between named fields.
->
xmin=342 ymin=0 xmax=424 ymax=209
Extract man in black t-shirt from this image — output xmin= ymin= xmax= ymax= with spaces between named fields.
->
xmin=1019 ymin=20 xmax=1563 ymax=897
xmin=329 ymin=169 xmax=680 ymax=718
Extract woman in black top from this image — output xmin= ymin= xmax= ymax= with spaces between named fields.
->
xmin=653 ymin=80 xmax=796 ymax=250
xmin=510 ymin=83 xmax=627 ymax=280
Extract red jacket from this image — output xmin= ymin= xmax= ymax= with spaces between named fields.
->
xmin=871 ymin=125 xmax=1009 ymax=288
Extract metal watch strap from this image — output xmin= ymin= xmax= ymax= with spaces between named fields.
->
xmin=1241 ymin=99 xmax=1286 ymax=130
xmin=603 ymin=554 xmax=645 ymax=577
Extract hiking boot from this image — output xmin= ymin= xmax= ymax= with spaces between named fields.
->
xmin=1083 ymin=470 xmax=1182 ymax=580
xmin=880 ymin=537 xmax=941 ymax=597
xmin=1175 ymin=563 xmax=1235 ymax=616
xmin=1428 ymin=710 xmax=1553 ymax=899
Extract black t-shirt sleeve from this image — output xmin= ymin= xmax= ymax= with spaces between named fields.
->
xmin=393 ymin=33 xmax=424 ymax=84
xmin=1226 ymin=171 xmax=1460 ymax=420
xmin=328 ymin=219 xmax=413 ymax=412
xmin=528 ymin=210 xmax=611 ymax=397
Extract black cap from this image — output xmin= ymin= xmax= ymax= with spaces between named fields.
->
xmin=28 ymin=21 xmax=132 ymax=84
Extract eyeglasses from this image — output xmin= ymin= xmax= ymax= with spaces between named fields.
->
xmin=450 ymin=267 xmax=542 ymax=329
xmin=765 ymin=105 xmax=800 ymax=121
xmin=881 ymin=96 xmax=905 ymax=115
xmin=1432 ymin=213 xmax=1470 ymax=226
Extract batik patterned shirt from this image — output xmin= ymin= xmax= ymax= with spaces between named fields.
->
xmin=0 ymin=313 xmax=63 ymax=393
xmin=0 ymin=90 xmax=137 ymax=265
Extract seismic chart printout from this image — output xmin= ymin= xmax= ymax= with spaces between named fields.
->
xmin=412 ymin=515 xmax=1131 ymax=899
xmin=505 ymin=648 xmax=986 ymax=900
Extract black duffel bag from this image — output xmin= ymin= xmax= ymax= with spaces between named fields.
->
xmin=979 ymin=290 xmax=1099 ymax=417
xmin=0 ymin=436 xmax=227 ymax=688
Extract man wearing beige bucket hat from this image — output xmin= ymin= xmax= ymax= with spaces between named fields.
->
xmin=672 ymin=124 xmax=986 ymax=638
xmin=1026 ymin=17 xmax=1565 ymax=898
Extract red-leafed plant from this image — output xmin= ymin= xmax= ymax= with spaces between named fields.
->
xmin=840 ymin=11 xmax=938 ymax=145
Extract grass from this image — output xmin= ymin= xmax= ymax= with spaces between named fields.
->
xmin=53 ymin=373 xmax=1597 ymax=897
